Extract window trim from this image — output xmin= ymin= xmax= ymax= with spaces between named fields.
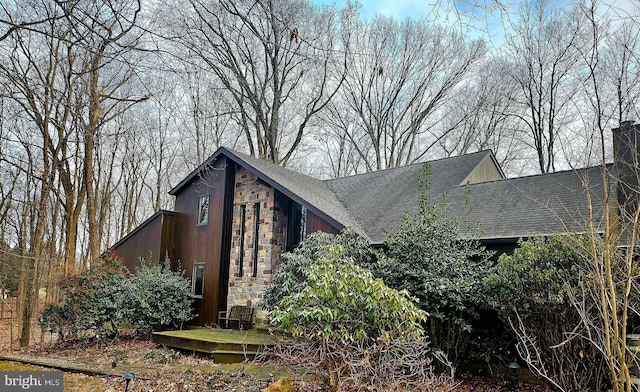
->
xmin=197 ymin=195 xmax=210 ymax=226
xmin=253 ymin=202 xmax=260 ymax=277
xmin=192 ymin=262 xmax=205 ymax=298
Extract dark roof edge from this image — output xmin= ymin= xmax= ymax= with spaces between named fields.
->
xmin=109 ymin=209 xmax=175 ymax=250
xmin=222 ymin=149 xmax=352 ymax=236
xmin=465 ymin=230 xmax=604 ymax=241
xmin=369 ymin=230 xmax=605 ymax=247
xmin=171 ymin=147 xmax=352 ymax=235
xmin=169 ymin=148 xmax=229 ymax=195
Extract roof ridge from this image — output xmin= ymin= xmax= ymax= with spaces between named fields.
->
xmin=325 ymin=150 xmax=493 ymax=183
xmin=464 ymin=163 xmax=610 ymax=187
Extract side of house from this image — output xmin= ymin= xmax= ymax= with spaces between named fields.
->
xmin=110 ymin=122 xmax=640 ymax=328
xmin=113 ymin=149 xmax=347 ymax=325
xmin=110 ymin=210 xmax=175 ymax=272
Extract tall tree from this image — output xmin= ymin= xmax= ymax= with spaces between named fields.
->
xmin=171 ymin=64 xmax=244 ymax=168
xmin=319 ymin=16 xmax=485 ymax=173
xmin=600 ymin=21 xmax=640 ymax=126
xmin=56 ymin=0 xmax=145 ymax=267
xmin=569 ymin=4 xmax=640 ymax=391
xmin=438 ymin=56 xmax=528 ymax=176
xmin=504 ymin=0 xmax=587 ymax=173
xmin=0 ymin=0 xmax=145 ymax=345
xmin=0 ymin=1 xmax=70 ymax=346
xmin=169 ymin=0 xmax=350 ymax=165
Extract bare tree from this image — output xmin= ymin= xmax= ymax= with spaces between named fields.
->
xmin=599 ymin=21 xmax=640 ymax=127
xmin=168 ymin=0 xmax=350 ymax=166
xmin=0 ymin=0 xmax=146 ymax=345
xmin=56 ymin=0 xmax=145 ymax=267
xmin=0 ymin=1 xmax=64 ymax=43
xmin=319 ymin=16 xmax=485 ymax=173
xmin=438 ymin=56 xmax=529 ymax=176
xmin=0 ymin=2 xmax=70 ymax=346
xmin=111 ymin=118 xmax=154 ymax=239
xmin=499 ymin=2 xmax=640 ymax=390
xmin=570 ymin=4 xmax=640 ymax=391
xmin=169 ymin=66 xmax=242 ymax=168
xmin=503 ymin=0 xmax=587 ymax=173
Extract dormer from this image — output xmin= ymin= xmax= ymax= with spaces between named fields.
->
xmin=459 ymin=151 xmax=505 ymax=185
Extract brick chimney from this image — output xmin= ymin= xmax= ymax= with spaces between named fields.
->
xmin=612 ymin=121 xmax=640 ymax=219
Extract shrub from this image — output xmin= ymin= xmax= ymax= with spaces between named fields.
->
xmin=374 ymin=163 xmax=494 ymax=362
xmin=40 ymin=253 xmax=194 ymax=342
xmin=40 ymin=252 xmax=128 ymax=341
xmin=122 ymin=258 xmax=195 ymax=334
xmin=269 ymin=245 xmax=438 ymax=392
xmin=261 ymin=228 xmax=374 ymax=310
xmin=486 ymin=235 xmax=608 ymax=391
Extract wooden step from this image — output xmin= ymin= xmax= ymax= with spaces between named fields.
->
xmin=152 ymin=328 xmax=276 ymax=363
xmin=210 ymin=350 xmax=263 ymax=364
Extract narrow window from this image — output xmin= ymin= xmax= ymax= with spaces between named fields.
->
xmin=287 ymin=202 xmax=307 ymax=248
xmin=300 ymin=205 xmax=307 ymax=241
xmin=253 ymin=203 xmax=260 ymax=277
xmin=192 ymin=263 xmax=205 ymax=298
xmin=197 ymin=195 xmax=209 ymax=226
xmin=239 ymin=205 xmax=246 ymax=277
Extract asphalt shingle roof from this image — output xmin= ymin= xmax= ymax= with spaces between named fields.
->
xmin=170 ymin=147 xmax=368 ymax=239
xmin=325 ymin=151 xmax=495 ymax=244
xmin=171 ymin=147 xmax=609 ymax=245
xmin=444 ymin=166 xmax=609 ymax=240
xmin=225 ymin=149 xmax=369 ymax=238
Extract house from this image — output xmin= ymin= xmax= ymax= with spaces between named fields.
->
xmin=110 ymin=122 xmax=639 ymax=327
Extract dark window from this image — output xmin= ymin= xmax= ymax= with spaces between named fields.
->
xmin=300 ymin=206 xmax=307 ymax=239
xmin=192 ymin=263 xmax=205 ymax=298
xmin=239 ymin=205 xmax=246 ymax=277
xmin=287 ymin=202 xmax=307 ymax=248
xmin=197 ymin=195 xmax=209 ymax=226
xmin=253 ymin=203 xmax=260 ymax=277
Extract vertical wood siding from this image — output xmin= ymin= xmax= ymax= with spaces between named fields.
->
xmin=111 ymin=211 xmax=175 ymax=272
xmin=306 ymin=210 xmax=340 ymax=236
xmin=173 ymin=156 xmax=232 ymax=326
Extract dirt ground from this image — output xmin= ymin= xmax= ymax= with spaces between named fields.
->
xmin=0 ymin=318 xmax=551 ymax=392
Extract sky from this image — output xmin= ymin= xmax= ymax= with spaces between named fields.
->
xmin=312 ymin=0 xmax=640 ymax=46
xmin=313 ymin=0 xmax=640 ymax=20
xmin=315 ymin=0 xmax=432 ymax=20
xmin=311 ymin=0 xmax=510 ymax=43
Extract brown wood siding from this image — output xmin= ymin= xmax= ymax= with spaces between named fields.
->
xmin=111 ymin=211 xmax=175 ymax=272
xmin=306 ymin=210 xmax=341 ymax=236
xmin=173 ymin=156 xmax=231 ymax=326
xmin=160 ymin=213 xmax=176 ymax=264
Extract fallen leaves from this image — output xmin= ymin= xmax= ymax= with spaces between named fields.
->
xmin=0 ymin=320 xmax=552 ymax=392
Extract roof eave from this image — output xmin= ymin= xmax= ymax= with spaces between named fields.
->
xmin=169 ymin=147 xmax=369 ymax=240
xmin=168 ymin=148 xmax=228 ymax=195
xmin=109 ymin=209 xmax=175 ymax=249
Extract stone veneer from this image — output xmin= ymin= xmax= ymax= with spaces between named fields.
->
xmin=227 ymin=167 xmax=288 ymax=323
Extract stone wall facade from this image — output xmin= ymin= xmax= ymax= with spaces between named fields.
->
xmin=227 ymin=167 xmax=288 ymax=322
